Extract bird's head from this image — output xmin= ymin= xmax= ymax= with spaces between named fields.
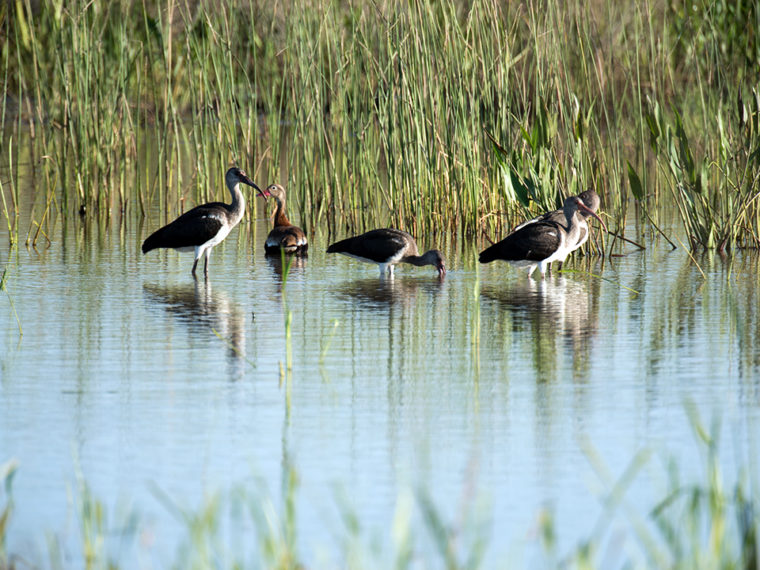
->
xmin=226 ymin=167 xmax=260 ymax=192
xmin=577 ymin=188 xmax=601 ymax=215
xmin=569 ymin=196 xmax=607 ymax=232
xmin=426 ymin=249 xmax=446 ymax=279
xmin=257 ymin=184 xmax=286 ymax=202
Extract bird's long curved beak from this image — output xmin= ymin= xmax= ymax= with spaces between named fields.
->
xmin=239 ymin=174 xmax=261 ymax=194
xmin=438 ymin=263 xmax=446 ymax=279
xmin=577 ymin=201 xmax=608 ymax=233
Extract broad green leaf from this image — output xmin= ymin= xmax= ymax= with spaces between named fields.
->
xmin=627 ymin=161 xmax=644 ymax=200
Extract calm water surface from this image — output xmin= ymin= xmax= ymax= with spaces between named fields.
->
xmin=1 ymin=207 xmax=759 ymax=567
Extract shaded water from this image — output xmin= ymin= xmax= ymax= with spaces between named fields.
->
xmin=1 ymin=190 xmax=760 ymax=566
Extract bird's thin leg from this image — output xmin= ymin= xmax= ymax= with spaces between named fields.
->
xmin=192 ymin=246 xmax=202 ymax=278
xmin=204 ymin=249 xmax=210 ymax=277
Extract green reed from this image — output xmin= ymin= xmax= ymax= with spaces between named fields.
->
xmin=647 ymin=404 xmax=759 ymax=569
xmin=1 ymin=0 xmax=758 ymax=249
xmin=0 ymin=147 xmax=14 ymax=244
xmin=639 ymin=94 xmax=760 ymax=251
xmin=0 ymin=263 xmax=22 ymax=337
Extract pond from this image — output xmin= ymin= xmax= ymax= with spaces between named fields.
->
xmin=1 ymin=184 xmax=759 ymax=567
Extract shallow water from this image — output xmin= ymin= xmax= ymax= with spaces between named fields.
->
xmin=1 ymin=201 xmax=759 ymax=566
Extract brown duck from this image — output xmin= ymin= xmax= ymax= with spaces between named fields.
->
xmin=257 ymin=184 xmax=308 ymax=255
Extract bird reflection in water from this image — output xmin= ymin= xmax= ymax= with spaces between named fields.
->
xmin=480 ymin=277 xmax=600 ymax=380
xmin=334 ymin=277 xmax=444 ymax=310
xmin=265 ymin=253 xmax=307 ymax=292
xmin=143 ymin=280 xmax=246 ymax=379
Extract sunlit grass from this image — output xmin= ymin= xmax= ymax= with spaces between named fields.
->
xmin=1 ymin=0 xmax=757 ymax=252
xmin=0 ymin=261 xmax=22 ymax=337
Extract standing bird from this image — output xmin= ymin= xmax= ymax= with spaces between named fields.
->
xmin=257 ymin=184 xmax=308 ymax=255
xmin=514 ymin=189 xmax=600 ymax=250
xmin=142 ymin=167 xmax=259 ymax=277
xmin=327 ymin=228 xmax=446 ymax=278
xmin=511 ymin=189 xmax=601 ymax=273
xmin=479 ymin=196 xmax=606 ymax=279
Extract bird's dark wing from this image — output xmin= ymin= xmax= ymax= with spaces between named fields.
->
xmin=513 ymin=209 xmax=566 ymax=232
xmin=327 ymin=228 xmax=410 ymax=262
xmin=142 ymin=205 xmax=226 ymax=253
xmin=479 ymin=221 xmax=562 ymax=263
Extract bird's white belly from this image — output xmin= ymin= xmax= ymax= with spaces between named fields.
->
xmin=266 ymin=235 xmax=307 ymax=248
xmin=543 ymin=243 xmax=571 ymax=264
xmin=205 ymin=224 xmax=233 ymax=248
xmin=340 ymin=248 xmax=405 ymax=266
xmin=173 ymin=214 xmax=236 ymax=254
xmin=340 ymin=252 xmax=386 ymax=265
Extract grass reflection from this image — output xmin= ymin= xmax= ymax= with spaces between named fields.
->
xmin=2 ymin=410 xmax=757 ymax=568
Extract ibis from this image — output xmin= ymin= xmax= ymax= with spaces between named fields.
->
xmin=327 ymin=228 xmax=446 ymax=278
xmin=515 ymin=189 xmax=600 ymax=255
xmin=479 ymin=195 xmax=606 ymax=278
xmin=142 ymin=167 xmax=259 ymax=277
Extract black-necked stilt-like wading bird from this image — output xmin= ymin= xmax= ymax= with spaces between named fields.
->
xmin=257 ymin=184 xmax=308 ymax=255
xmin=327 ymin=228 xmax=446 ymax=278
xmin=142 ymin=167 xmax=259 ymax=277
xmin=479 ymin=195 xmax=607 ymax=279
xmin=512 ymin=189 xmax=601 ymax=273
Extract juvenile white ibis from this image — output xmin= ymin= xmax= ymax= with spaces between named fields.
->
xmin=327 ymin=228 xmax=446 ymax=278
xmin=512 ymin=189 xmax=601 ymax=273
xmin=479 ymin=195 xmax=606 ymax=278
xmin=142 ymin=167 xmax=259 ymax=277
xmin=257 ymin=184 xmax=308 ymax=255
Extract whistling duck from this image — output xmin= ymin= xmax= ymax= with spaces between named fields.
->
xmin=257 ymin=184 xmax=308 ymax=255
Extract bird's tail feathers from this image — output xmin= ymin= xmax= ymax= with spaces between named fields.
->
xmin=478 ymin=246 xmax=498 ymax=264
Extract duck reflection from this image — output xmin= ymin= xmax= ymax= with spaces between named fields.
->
xmin=334 ymin=276 xmax=443 ymax=310
xmin=480 ymin=276 xmax=600 ymax=380
xmin=143 ymin=280 xmax=246 ymax=379
xmin=265 ymin=254 xmax=307 ymax=291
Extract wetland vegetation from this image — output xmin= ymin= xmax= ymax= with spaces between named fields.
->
xmin=2 ymin=0 xmax=758 ymax=247
xmin=2 ymin=0 xmax=760 ymax=568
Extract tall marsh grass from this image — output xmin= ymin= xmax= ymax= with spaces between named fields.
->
xmin=1 ymin=0 xmax=758 ymax=248
xmin=638 ymin=93 xmax=760 ymax=251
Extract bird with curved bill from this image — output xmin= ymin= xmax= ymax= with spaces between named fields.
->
xmin=479 ymin=195 xmax=607 ymax=279
xmin=512 ymin=189 xmax=601 ymax=273
xmin=327 ymin=228 xmax=446 ymax=279
xmin=142 ymin=167 xmax=259 ymax=277
xmin=257 ymin=184 xmax=308 ymax=255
